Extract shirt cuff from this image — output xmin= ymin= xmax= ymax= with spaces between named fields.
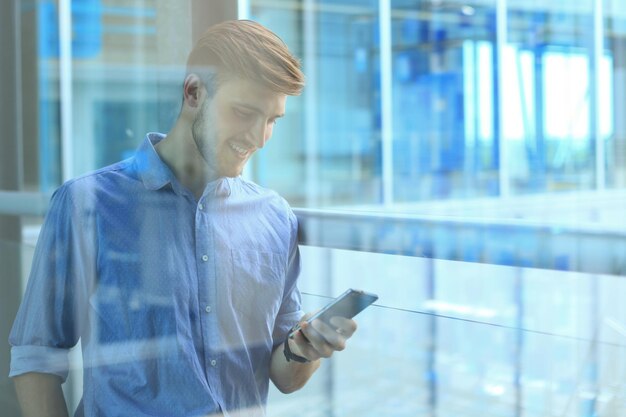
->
xmin=272 ymin=310 xmax=304 ymax=347
xmin=9 ymin=345 xmax=71 ymax=382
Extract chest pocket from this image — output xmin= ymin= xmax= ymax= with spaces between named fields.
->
xmin=223 ymin=249 xmax=286 ymax=347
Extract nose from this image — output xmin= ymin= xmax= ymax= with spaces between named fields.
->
xmin=251 ymin=119 xmax=272 ymax=149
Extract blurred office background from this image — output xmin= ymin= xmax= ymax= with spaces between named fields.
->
xmin=1 ymin=0 xmax=625 ymax=416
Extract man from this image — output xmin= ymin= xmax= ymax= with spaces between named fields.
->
xmin=9 ymin=20 xmax=357 ymax=417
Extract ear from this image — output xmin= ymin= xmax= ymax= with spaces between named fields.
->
xmin=182 ymin=74 xmax=204 ymax=109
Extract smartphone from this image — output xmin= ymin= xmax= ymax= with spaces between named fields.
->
xmin=289 ymin=288 xmax=379 ymax=338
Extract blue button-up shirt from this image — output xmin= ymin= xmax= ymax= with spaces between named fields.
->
xmin=9 ymin=133 xmax=303 ymax=417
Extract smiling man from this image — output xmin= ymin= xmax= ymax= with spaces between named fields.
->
xmin=10 ymin=20 xmax=356 ymax=417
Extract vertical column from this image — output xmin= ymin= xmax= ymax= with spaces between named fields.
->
xmin=237 ymin=0 xmax=251 ymax=19
xmin=304 ymin=0 xmax=320 ymax=207
xmin=191 ymin=0 xmax=238 ymax=43
xmin=21 ymin=2 xmax=39 ymax=189
xmin=379 ymin=0 xmax=394 ymax=205
xmin=155 ymin=0 xmax=193 ymax=67
xmin=425 ymin=251 xmax=437 ymax=417
xmin=533 ymin=46 xmax=546 ymax=191
xmin=155 ymin=0 xmax=193 ymax=131
xmin=58 ymin=0 xmax=73 ymax=182
xmin=495 ymin=0 xmax=509 ymax=197
xmin=581 ymin=275 xmax=600 ymax=416
xmin=57 ymin=3 xmax=77 ymax=407
xmin=0 ymin=0 xmax=24 ymax=415
xmin=513 ymin=267 xmax=524 ymax=417
xmin=591 ymin=0 xmax=605 ymax=190
xmin=611 ymin=37 xmax=626 ymax=187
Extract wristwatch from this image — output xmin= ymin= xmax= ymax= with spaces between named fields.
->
xmin=283 ymin=337 xmax=310 ymax=363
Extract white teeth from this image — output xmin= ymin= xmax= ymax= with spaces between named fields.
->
xmin=229 ymin=142 xmax=248 ymax=157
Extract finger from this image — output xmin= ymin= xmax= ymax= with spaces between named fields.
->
xmin=311 ymin=319 xmax=347 ymax=351
xmin=291 ymin=330 xmax=320 ymax=361
xmin=329 ymin=317 xmax=358 ymax=338
xmin=300 ymin=322 xmax=335 ymax=358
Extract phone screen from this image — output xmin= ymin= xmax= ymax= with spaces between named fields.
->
xmin=289 ymin=289 xmax=378 ymax=338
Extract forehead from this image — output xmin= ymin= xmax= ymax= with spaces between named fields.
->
xmin=214 ymin=76 xmax=287 ymax=116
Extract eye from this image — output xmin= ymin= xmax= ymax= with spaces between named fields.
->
xmin=233 ymin=107 xmax=252 ymax=119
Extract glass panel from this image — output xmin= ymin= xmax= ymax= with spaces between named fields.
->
xmin=506 ymin=1 xmax=597 ymax=193
xmin=24 ymin=0 xmax=626 ymax=202
xmin=33 ymin=0 xmax=182 ymax=191
xmin=18 ymin=0 xmax=625 ymax=201
xmin=247 ymin=0 xmax=625 ymax=206
xmin=265 ymin=247 xmax=626 ymax=416
xmin=250 ymin=0 xmax=381 ymax=206
xmin=389 ymin=1 xmax=500 ymax=201
xmin=4 ymin=1 xmax=626 ymax=417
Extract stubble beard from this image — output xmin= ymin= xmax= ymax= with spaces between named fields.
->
xmin=191 ymin=99 xmax=248 ymax=179
xmin=191 ymin=100 xmax=218 ymax=175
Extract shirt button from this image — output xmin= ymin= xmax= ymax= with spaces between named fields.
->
xmin=201 ymin=255 xmax=208 ymax=262
xmin=198 ymin=203 xmax=204 ymax=211
xmin=205 ymin=305 xmax=212 ymax=313
xmin=210 ymin=359 xmax=217 ymax=367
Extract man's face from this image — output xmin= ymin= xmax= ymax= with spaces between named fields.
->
xmin=191 ymin=76 xmax=287 ymax=178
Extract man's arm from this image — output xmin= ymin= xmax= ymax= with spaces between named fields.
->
xmin=269 ymin=316 xmax=357 ymax=393
xmin=13 ymin=372 xmax=69 ymax=417
xmin=269 ymin=337 xmax=321 ymax=393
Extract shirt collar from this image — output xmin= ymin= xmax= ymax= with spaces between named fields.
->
xmin=135 ymin=133 xmax=239 ymax=198
xmin=203 ymin=177 xmax=234 ymax=198
xmin=135 ymin=133 xmax=180 ymax=193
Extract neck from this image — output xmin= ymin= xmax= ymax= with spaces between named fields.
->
xmin=155 ymin=119 xmax=217 ymax=198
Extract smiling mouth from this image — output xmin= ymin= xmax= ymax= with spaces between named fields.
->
xmin=229 ymin=142 xmax=252 ymax=159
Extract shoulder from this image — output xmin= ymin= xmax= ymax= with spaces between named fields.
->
xmin=49 ymin=158 xmax=137 ymax=210
xmin=236 ymin=177 xmax=294 ymax=218
xmin=62 ymin=158 xmax=136 ymax=191
xmin=234 ymin=178 xmax=298 ymax=242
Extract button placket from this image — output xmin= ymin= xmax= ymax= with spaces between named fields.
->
xmin=195 ymin=203 xmax=222 ymax=383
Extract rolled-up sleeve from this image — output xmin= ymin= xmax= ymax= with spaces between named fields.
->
xmin=272 ymin=210 xmax=304 ymax=347
xmin=9 ymin=182 xmax=94 ymax=382
xmin=9 ymin=346 xmax=72 ymax=380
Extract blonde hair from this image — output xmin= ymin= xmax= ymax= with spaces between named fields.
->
xmin=187 ymin=20 xmax=305 ymax=96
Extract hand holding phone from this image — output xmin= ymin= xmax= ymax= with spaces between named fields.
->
xmin=289 ymin=288 xmax=378 ymax=339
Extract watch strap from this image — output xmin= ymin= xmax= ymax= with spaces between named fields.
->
xmin=283 ymin=338 xmax=310 ymax=363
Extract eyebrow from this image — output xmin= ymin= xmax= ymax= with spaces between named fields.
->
xmin=234 ymin=103 xmax=285 ymax=119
